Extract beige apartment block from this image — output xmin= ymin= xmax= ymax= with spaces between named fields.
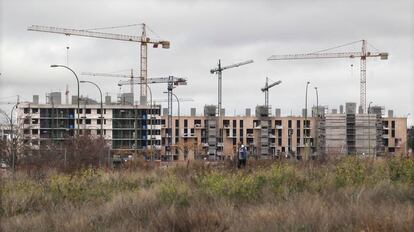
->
xmin=160 ymin=115 xmax=317 ymax=160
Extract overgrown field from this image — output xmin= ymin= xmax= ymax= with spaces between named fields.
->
xmin=1 ymin=157 xmax=414 ymax=231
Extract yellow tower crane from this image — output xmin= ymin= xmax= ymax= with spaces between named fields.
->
xmin=28 ymin=24 xmax=170 ymax=106
xmin=268 ymin=40 xmax=388 ymax=113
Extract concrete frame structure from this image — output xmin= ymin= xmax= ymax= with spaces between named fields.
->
xmin=17 ymin=94 xmax=162 ymax=155
xmin=15 ymin=94 xmax=408 ymax=160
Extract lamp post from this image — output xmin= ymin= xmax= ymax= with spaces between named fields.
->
xmin=80 ymin=81 xmax=103 ymax=138
xmin=51 ymin=65 xmax=80 ymax=137
xmin=164 ymin=91 xmax=180 ymax=119
xmin=368 ymin=101 xmax=373 ymax=157
xmin=10 ymin=103 xmax=18 ymax=172
xmin=303 ymin=81 xmax=310 ymax=160
xmin=141 ymin=84 xmax=153 ymax=159
xmin=314 ymin=86 xmax=319 ymax=155
xmin=164 ymin=91 xmax=180 ymax=160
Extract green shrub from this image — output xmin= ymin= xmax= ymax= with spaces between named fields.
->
xmin=388 ymin=158 xmax=414 ymax=183
xmin=158 ymin=176 xmax=190 ymax=206
xmin=335 ymin=157 xmax=366 ymax=187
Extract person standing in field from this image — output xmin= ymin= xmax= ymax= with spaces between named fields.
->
xmin=238 ymin=144 xmax=247 ymax=169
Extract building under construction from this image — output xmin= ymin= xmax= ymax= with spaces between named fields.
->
xmin=17 ymin=93 xmax=162 ymax=155
xmin=16 ymin=92 xmax=408 ymax=160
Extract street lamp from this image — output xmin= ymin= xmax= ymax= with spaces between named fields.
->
xmin=302 ymin=81 xmax=310 ymax=160
xmin=314 ymin=86 xmax=319 ymax=154
xmin=163 ymin=92 xmax=180 ymax=118
xmin=368 ymin=101 xmax=373 ymax=157
xmin=164 ymin=91 xmax=180 ymax=149
xmin=80 ymin=80 xmax=103 ymax=138
xmin=51 ymin=64 xmax=80 ymax=136
xmin=141 ymin=83 xmax=153 ymax=159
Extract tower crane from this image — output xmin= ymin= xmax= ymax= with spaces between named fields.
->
xmin=268 ymin=40 xmax=388 ymax=113
xmin=119 ymin=76 xmax=187 ymax=161
xmin=261 ymin=78 xmax=282 ymax=111
xmin=210 ymin=59 xmax=254 ymax=117
xmin=210 ymin=59 xmax=253 ymax=158
xmin=28 ymin=24 xmax=170 ymax=105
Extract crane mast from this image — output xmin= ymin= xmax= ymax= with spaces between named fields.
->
xmin=268 ymin=40 xmax=388 ymax=113
xmin=118 ymin=75 xmax=187 ymax=161
xmin=261 ymin=78 xmax=282 ymax=110
xmin=210 ymin=59 xmax=253 ymax=158
xmin=210 ymin=59 xmax=253 ymax=117
xmin=28 ymin=24 xmax=170 ymax=106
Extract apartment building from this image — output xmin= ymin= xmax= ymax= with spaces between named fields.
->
xmin=16 ymin=94 xmax=408 ymax=160
xmin=160 ymin=105 xmax=317 ymax=160
xmin=17 ymin=93 xmax=162 ymax=153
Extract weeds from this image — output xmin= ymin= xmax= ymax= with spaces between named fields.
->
xmin=1 ymin=156 xmax=414 ymax=231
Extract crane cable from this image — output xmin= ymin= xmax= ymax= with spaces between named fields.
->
xmin=84 ymin=23 xmax=143 ymax=31
xmin=309 ymin=40 xmax=363 ymax=54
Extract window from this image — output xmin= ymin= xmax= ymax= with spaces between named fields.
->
xmin=288 ymin=120 xmax=292 ymax=128
xmin=32 ymin=129 xmax=38 ymax=134
xmin=85 ymin=119 xmax=91 ymax=124
xmin=97 ymin=109 xmax=102 ymax=114
xmin=77 ymin=109 xmax=83 ymax=114
xmin=233 ymin=120 xmax=237 ymax=127
xmin=97 ymin=119 xmax=102 ymax=125
xmin=86 ymin=109 xmax=91 ymax=114
xmin=32 ymin=108 xmax=39 ymax=113
xmin=296 ymin=120 xmax=301 ymax=128
xmin=223 ymin=120 xmax=229 ymax=127
xmin=240 ymin=120 xmax=244 ymax=128
xmin=391 ymin=121 xmax=395 ymax=129
xmin=184 ymin=119 xmax=188 ymax=128
xmin=32 ymin=119 xmax=38 ymax=124
xmin=240 ymin=129 xmax=244 ymax=137
xmin=24 ymin=129 xmax=30 ymax=134
xmin=24 ymin=108 xmax=30 ymax=113
xmin=24 ymin=119 xmax=30 ymax=124
xmin=175 ymin=119 xmax=179 ymax=128
xmin=104 ymin=109 xmax=107 ymax=114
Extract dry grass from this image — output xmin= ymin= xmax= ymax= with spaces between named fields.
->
xmin=1 ymin=156 xmax=414 ymax=231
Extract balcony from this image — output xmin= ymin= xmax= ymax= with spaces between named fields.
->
xmin=246 ymin=133 xmax=254 ymax=138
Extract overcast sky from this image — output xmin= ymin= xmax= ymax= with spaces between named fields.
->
xmin=1 ymin=0 xmax=413 ymax=125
